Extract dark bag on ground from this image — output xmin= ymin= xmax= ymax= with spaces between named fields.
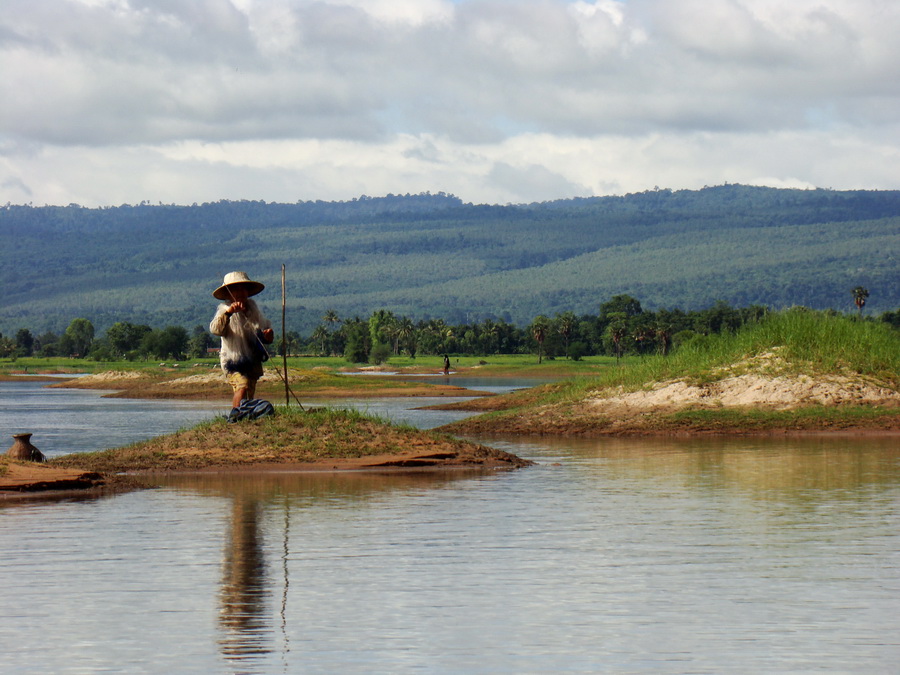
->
xmin=227 ymin=398 xmax=275 ymax=423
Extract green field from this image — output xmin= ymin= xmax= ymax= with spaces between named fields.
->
xmin=0 ymin=352 xmax=623 ymax=381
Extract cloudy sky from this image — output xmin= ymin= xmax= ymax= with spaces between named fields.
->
xmin=2 ymin=0 xmax=899 ymax=207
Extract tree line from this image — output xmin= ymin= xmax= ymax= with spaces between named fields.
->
xmin=0 ymin=321 xmax=214 ymax=362
xmin=4 ymin=291 xmax=897 ymax=363
xmin=315 ymin=298 xmax=770 ymax=365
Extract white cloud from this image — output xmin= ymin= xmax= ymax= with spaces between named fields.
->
xmin=1 ymin=0 xmax=899 ymax=206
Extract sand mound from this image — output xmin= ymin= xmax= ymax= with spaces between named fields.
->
xmin=155 ymin=372 xmax=227 ymax=387
xmin=76 ymin=370 xmax=147 ymax=383
xmin=592 ymin=350 xmax=899 ymax=412
xmin=595 ymin=373 xmax=899 ymax=412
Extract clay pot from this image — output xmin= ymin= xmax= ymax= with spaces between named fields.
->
xmin=7 ymin=433 xmax=46 ymax=463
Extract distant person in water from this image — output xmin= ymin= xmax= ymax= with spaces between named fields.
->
xmin=210 ymin=271 xmax=275 ymax=408
xmin=443 ymin=354 xmax=451 ymax=375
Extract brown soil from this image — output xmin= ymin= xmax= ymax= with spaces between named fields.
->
xmin=1 ymin=462 xmax=104 ymax=491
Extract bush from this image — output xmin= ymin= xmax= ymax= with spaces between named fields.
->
xmin=369 ymin=342 xmax=391 ymax=365
xmin=344 ymin=333 xmax=368 ymax=363
xmin=88 ymin=342 xmax=116 ymax=361
xmin=671 ymin=329 xmax=699 ymax=351
xmin=568 ymin=341 xmax=589 ymax=361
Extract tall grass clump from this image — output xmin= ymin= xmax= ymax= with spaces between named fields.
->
xmin=582 ymin=309 xmax=900 ymax=394
xmin=737 ymin=309 xmax=900 ymax=381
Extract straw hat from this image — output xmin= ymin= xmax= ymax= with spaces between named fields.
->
xmin=213 ymin=271 xmax=265 ymax=300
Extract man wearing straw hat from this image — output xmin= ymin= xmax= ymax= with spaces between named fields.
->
xmin=210 ymin=271 xmax=275 ymax=408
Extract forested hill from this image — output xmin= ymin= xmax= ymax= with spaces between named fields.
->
xmin=2 ymin=184 xmax=898 ymax=336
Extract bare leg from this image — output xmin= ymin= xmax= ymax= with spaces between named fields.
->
xmin=232 ymin=387 xmax=248 ymax=408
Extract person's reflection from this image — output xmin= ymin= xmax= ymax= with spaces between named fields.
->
xmin=218 ymin=496 xmax=272 ymax=664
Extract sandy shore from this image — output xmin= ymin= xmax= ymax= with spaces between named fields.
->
xmin=1 ymin=463 xmax=105 ymax=494
xmin=1 ymin=446 xmax=530 ymax=501
xmin=2 ymin=451 xmax=531 ymax=501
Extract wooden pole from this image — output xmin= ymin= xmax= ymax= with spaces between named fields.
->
xmin=282 ymin=264 xmax=289 ymax=407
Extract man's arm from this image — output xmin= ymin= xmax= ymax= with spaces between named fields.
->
xmin=209 ymin=306 xmax=232 ymax=336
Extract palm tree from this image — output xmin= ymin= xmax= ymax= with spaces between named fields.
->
xmin=385 ymin=321 xmax=403 ymax=355
xmin=655 ymin=322 xmax=672 ymax=356
xmin=481 ymin=318 xmax=500 ymax=355
xmin=282 ymin=331 xmax=302 ymax=357
xmin=311 ymin=325 xmax=329 ymax=355
xmin=851 ymin=286 xmax=869 ymax=317
xmin=323 ymin=309 xmax=341 ymax=333
xmin=396 ymin=317 xmax=416 ymax=357
xmin=632 ymin=325 xmax=654 ymax=357
xmin=604 ymin=313 xmax=628 ymax=365
xmin=420 ymin=319 xmax=454 ymax=354
xmin=530 ymin=315 xmax=551 ymax=364
xmin=556 ymin=311 xmax=576 ymax=359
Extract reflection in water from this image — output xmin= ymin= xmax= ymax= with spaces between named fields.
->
xmin=160 ymin=470 xmax=476 ymax=502
xmin=479 ymin=433 xmax=900 ymax=498
xmin=219 ymin=497 xmax=270 ymax=665
xmin=161 ymin=471 xmax=484 ymax=672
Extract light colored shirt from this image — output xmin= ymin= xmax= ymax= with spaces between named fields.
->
xmin=209 ymin=299 xmax=272 ymax=376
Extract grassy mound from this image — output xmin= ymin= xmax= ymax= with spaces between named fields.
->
xmin=49 ymin=406 xmax=531 ymax=473
xmin=439 ymin=311 xmax=900 ymax=436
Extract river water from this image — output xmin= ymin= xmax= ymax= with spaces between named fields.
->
xmin=1 ymin=380 xmax=898 ymax=674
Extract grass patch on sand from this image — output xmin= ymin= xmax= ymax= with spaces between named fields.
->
xmin=438 ymin=311 xmax=900 ymax=435
xmin=49 ymin=406 xmax=526 ymax=473
xmin=595 ymin=310 xmax=900 ymax=392
xmin=549 ymin=310 xmax=898 ymax=397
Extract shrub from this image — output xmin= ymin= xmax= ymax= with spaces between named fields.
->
xmin=369 ymin=342 xmax=391 ymax=365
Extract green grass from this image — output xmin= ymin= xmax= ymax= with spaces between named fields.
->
xmin=0 ymin=357 xmax=220 ymax=376
xmin=2 ymin=353 xmax=620 ymax=379
xmin=290 ymin=352 xmax=620 ymax=375
xmin=575 ymin=310 xmax=900 ymax=395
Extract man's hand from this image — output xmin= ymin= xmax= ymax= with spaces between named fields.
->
xmin=261 ymin=328 xmax=275 ymax=343
xmin=227 ymin=301 xmax=246 ymax=314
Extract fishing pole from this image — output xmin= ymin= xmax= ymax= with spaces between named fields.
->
xmin=278 ymin=264 xmax=305 ymax=409
xmin=281 ymin=264 xmax=289 ymax=408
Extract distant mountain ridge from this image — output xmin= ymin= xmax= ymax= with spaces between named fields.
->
xmin=2 ymin=185 xmax=898 ymax=336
